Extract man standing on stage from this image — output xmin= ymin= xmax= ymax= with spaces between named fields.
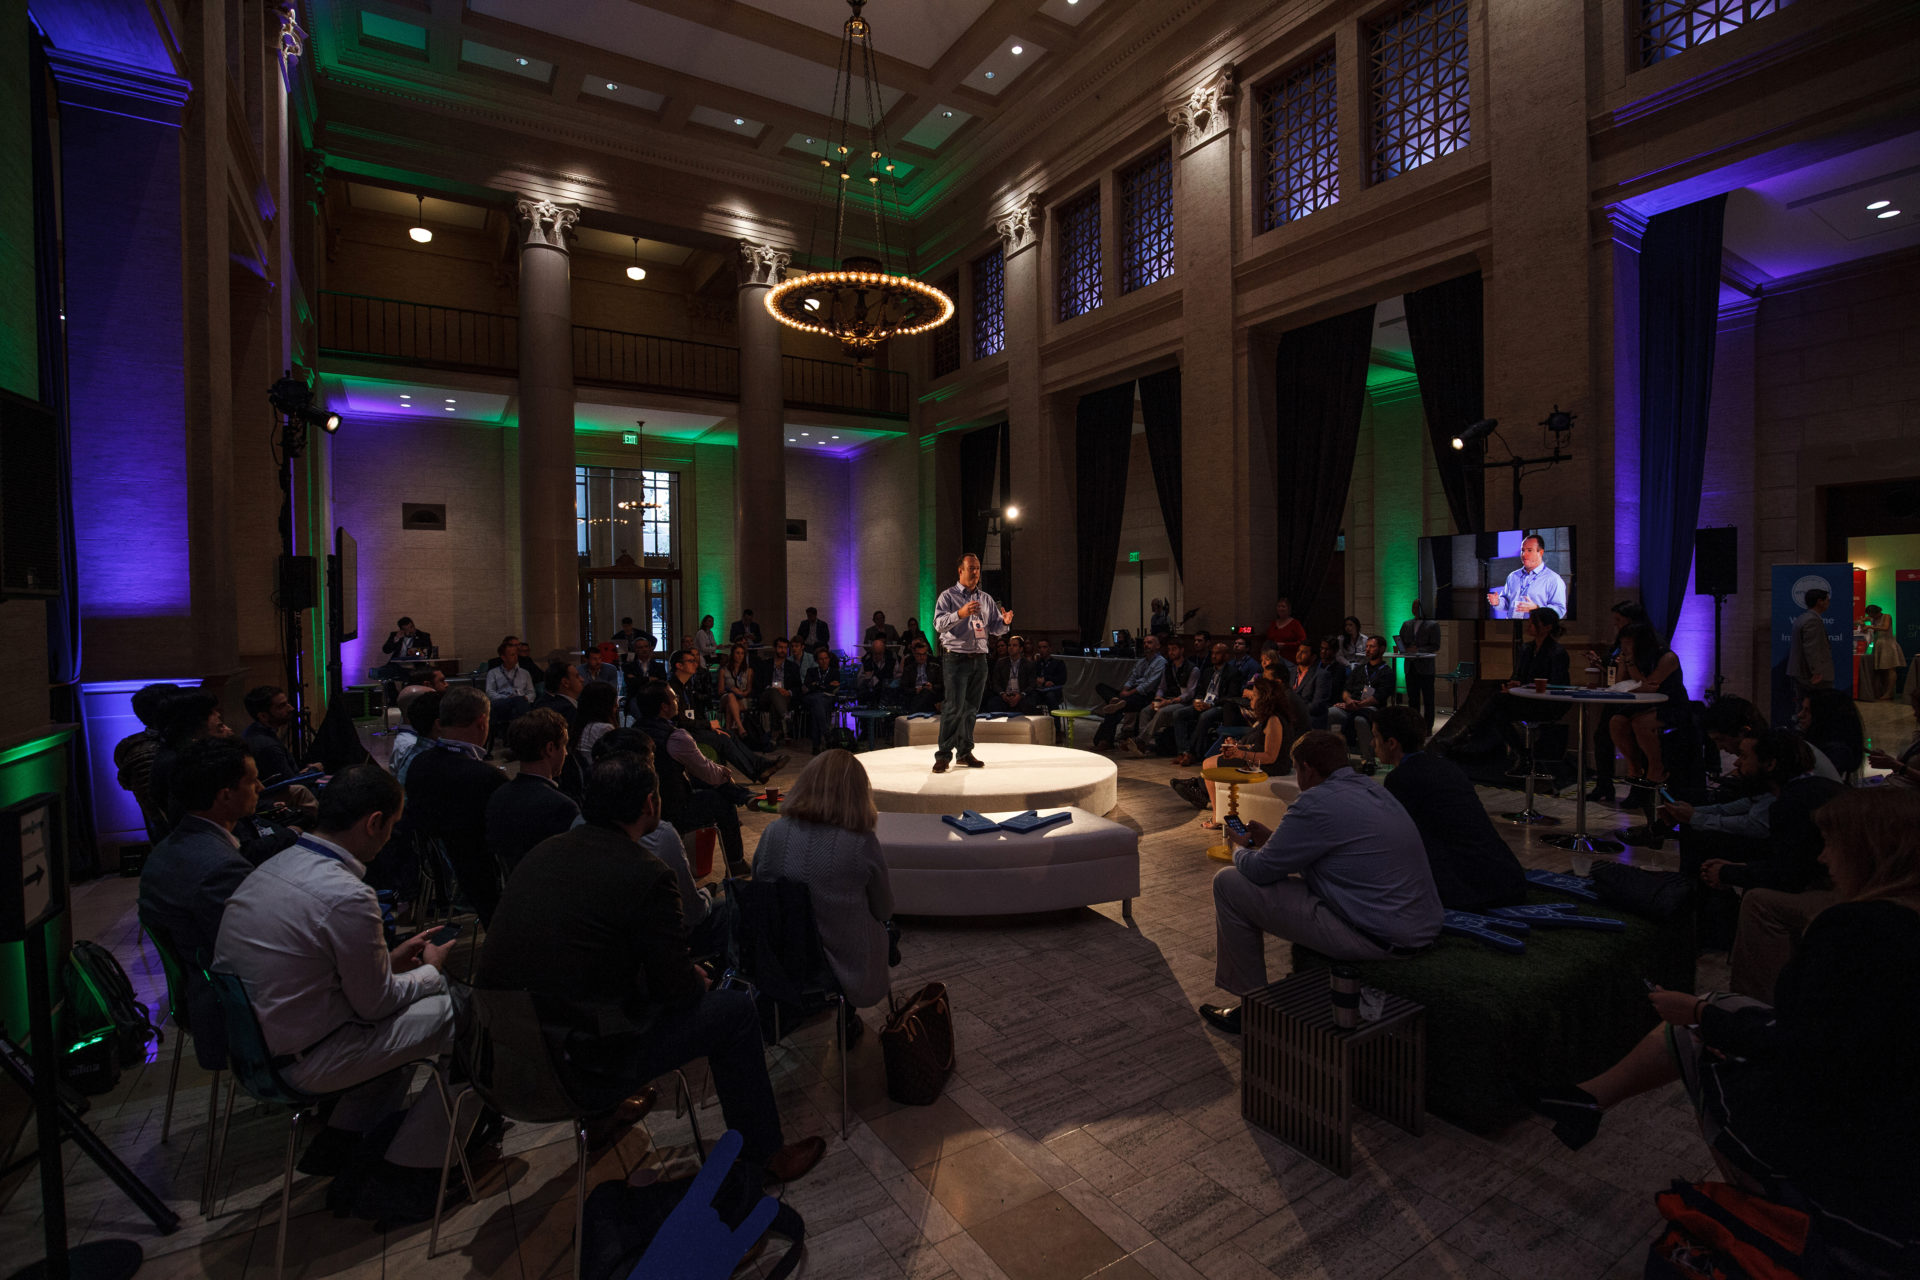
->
xmin=932 ymin=553 xmax=1013 ymax=773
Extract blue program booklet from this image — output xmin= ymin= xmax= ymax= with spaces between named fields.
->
xmin=998 ymin=809 xmax=1072 ymax=835
xmin=941 ymin=810 xmax=1002 ymax=835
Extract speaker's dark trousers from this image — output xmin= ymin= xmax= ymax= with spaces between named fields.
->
xmin=1404 ymin=657 xmax=1436 ymax=731
xmin=937 ymin=654 xmax=988 ymax=763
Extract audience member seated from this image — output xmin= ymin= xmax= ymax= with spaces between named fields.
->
xmin=475 ymin=751 xmax=827 ymax=1187
xmin=1198 ymin=731 xmax=1443 ymax=1035
xmin=580 ymin=646 xmax=618 ymax=690
xmin=864 ymin=611 xmax=900 ymax=646
xmin=1169 ymin=642 xmax=1239 ymax=765
xmin=1337 ymin=616 xmax=1369 ymax=667
xmin=669 ymin=649 xmax=783 ymax=782
xmin=1494 ymin=608 xmax=1572 ymax=770
xmin=1029 ymin=637 xmax=1066 ymax=710
xmin=1532 ymin=788 xmax=1920 ymax=1268
xmin=796 ymin=606 xmax=830 ymax=653
xmin=756 ymin=637 xmax=802 ymax=743
xmin=610 ymin=616 xmax=653 ymax=650
xmin=899 ymin=617 xmax=929 ymax=650
xmin=802 ymin=648 xmax=844 ymax=753
xmin=147 ymin=691 xmax=233 ymax=829
xmin=635 ymin=682 xmax=751 ymax=878
xmin=405 ymin=686 xmax=509 ymax=926
xmin=377 ymin=616 xmax=434 ymax=681
xmin=858 ymin=636 xmax=899 ymax=701
xmin=1607 ymin=620 xmax=1687 ymax=792
xmin=1699 ymin=694 xmax=1839 ymax=785
xmin=213 ymin=766 xmax=470 ymax=1223
xmin=591 ymin=728 xmax=732 ymax=959
xmin=1869 ymin=677 xmax=1920 ymax=789
xmin=1126 ymin=638 xmax=1199 ymax=757
xmin=1092 ymin=634 xmax=1166 ymax=749
xmin=486 ymin=708 xmax=580 ymax=880
xmin=984 ymin=635 xmax=1033 ymax=713
xmin=1798 ymin=685 xmax=1865 ymax=778
xmin=717 ymin=644 xmax=757 ymax=739
xmin=1327 ymin=635 xmax=1395 ymax=773
xmin=1170 ymin=678 xmax=1293 ymax=819
xmin=388 ymin=691 xmax=441 ymax=785
xmin=729 ymin=609 xmax=763 ymax=646
xmin=1190 ymin=644 xmax=1304 ymax=766
xmin=241 ymin=684 xmax=312 ymax=785
xmin=1230 ymin=635 xmax=1261 ymax=684
xmin=1302 ymin=637 xmax=1348 ymax=730
xmin=114 ymin=681 xmax=182 ymax=831
xmin=572 ymin=680 xmax=620 ymax=768
xmin=1265 ymin=597 xmax=1307 ymax=650
xmin=897 ymin=639 xmax=942 ymax=715
xmin=1580 ymin=599 xmax=1649 ymax=803
xmin=137 ymin=737 xmax=260 ymax=1070
xmin=752 ymin=750 xmax=896 ymax=1042
xmin=695 ymin=614 xmax=719 ymax=662
xmin=533 ymin=659 xmax=583 ymax=716
xmin=1372 ymin=708 xmax=1526 ymax=911
xmin=1149 ymin=597 xmax=1171 ymax=638
xmin=484 ymin=639 xmax=535 ymax=729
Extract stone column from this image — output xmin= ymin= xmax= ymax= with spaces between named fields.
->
xmin=1168 ymin=66 xmax=1243 ymax=629
xmin=736 ymin=241 xmax=789 ymax=632
xmin=998 ymin=196 xmax=1067 ymax=629
xmin=515 ymin=197 xmax=581 ymax=653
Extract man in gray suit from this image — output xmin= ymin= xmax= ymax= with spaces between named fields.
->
xmin=137 ymin=736 xmax=261 ymax=1068
xmin=1787 ymin=587 xmax=1834 ymax=703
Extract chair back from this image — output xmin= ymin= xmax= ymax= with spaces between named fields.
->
xmin=139 ymin=913 xmax=190 ymax=1027
xmin=460 ymin=987 xmax=585 ymax=1124
xmin=1448 ymin=661 xmax=1476 ymax=680
xmin=725 ymin=878 xmax=838 ymax=1011
xmin=206 ymin=971 xmax=318 ymax=1107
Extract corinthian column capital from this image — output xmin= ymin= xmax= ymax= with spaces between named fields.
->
xmin=516 ymin=198 xmax=581 ymax=250
xmin=737 ymin=240 xmax=792 ymax=288
xmin=993 ymin=194 xmax=1041 ymax=254
xmin=1167 ymin=64 xmax=1238 ymax=144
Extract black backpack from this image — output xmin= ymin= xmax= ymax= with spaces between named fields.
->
xmin=64 ymin=940 xmax=162 ymax=1070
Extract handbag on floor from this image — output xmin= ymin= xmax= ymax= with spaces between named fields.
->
xmin=880 ymin=982 xmax=955 ymax=1106
xmin=1644 ymin=1179 xmax=1807 ymax=1279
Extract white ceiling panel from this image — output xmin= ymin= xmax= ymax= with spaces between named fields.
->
xmin=470 ymin=0 xmax=901 ymax=118
xmin=686 ymin=105 xmax=766 ymax=139
xmin=459 ymin=39 xmax=552 ymax=83
xmin=1039 ymin=0 xmax=1106 ymax=23
xmin=960 ymin=37 xmax=1046 ymax=97
xmin=901 ymin=104 xmax=971 ymax=151
xmin=737 ymin=0 xmax=997 ymax=70
xmin=581 ymin=76 xmax=667 ymax=111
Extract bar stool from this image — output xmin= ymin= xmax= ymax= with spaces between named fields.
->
xmin=1503 ymin=719 xmax=1562 ymax=827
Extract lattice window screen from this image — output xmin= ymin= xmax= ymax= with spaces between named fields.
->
xmin=1369 ymin=0 xmax=1471 ymax=185
xmin=1056 ymin=187 xmax=1103 ymax=321
xmin=931 ymin=273 xmax=960 ymax=377
xmin=971 ymin=248 xmax=1004 ymax=360
xmin=1119 ymin=145 xmax=1174 ymax=294
xmin=1258 ymin=48 xmax=1340 ymax=232
xmin=1638 ymin=0 xmax=1791 ymax=66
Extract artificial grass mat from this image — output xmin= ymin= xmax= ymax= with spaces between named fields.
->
xmin=1291 ymin=888 xmax=1695 ymax=1132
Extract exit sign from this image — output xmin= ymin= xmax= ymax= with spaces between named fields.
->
xmin=622 ymin=432 xmax=639 ymax=445
xmin=1127 ymin=550 xmax=1141 ymax=563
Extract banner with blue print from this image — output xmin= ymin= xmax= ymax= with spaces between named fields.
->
xmin=1769 ymin=563 xmax=1853 ymax=726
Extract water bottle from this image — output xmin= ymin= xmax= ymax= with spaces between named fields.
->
xmin=1330 ymin=966 xmax=1361 ymax=1029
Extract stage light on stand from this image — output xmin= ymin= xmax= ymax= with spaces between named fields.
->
xmin=1452 ymin=418 xmax=1497 ymax=451
xmin=1004 ymin=505 xmax=1020 ymax=521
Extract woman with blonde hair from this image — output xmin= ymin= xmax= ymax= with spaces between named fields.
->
xmin=1533 ymin=788 xmax=1920 ymax=1265
xmin=752 ymin=749 xmax=896 ymax=1039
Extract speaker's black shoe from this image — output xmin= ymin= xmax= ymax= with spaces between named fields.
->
xmin=959 ymin=755 xmax=985 ymax=768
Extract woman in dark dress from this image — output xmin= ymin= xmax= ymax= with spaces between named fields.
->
xmin=1534 ymin=787 xmax=1920 ymax=1268
xmin=1606 ymin=621 xmax=1686 ymax=790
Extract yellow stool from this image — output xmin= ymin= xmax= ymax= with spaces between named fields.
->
xmin=1201 ymin=766 xmax=1267 ymax=862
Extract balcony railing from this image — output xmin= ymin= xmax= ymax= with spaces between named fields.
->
xmin=318 ymin=291 xmax=909 ymax=418
xmin=318 ymin=292 xmax=518 ymax=375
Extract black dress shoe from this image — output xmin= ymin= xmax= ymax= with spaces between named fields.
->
xmin=1530 ymin=1083 xmax=1603 ymax=1151
xmin=959 ymin=754 xmax=985 ymax=768
xmin=1199 ymin=1003 xmax=1242 ymax=1035
xmin=931 ymin=759 xmax=950 ymax=774
xmin=1585 ymin=783 xmax=1616 ymax=804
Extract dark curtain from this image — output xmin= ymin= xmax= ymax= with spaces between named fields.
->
xmin=1273 ymin=303 xmax=1376 ymax=621
xmin=32 ymin=40 xmax=99 ymax=872
xmin=1074 ymin=382 xmax=1138 ymax=645
xmin=1402 ymin=271 xmax=1486 ymax=533
xmin=1638 ymin=195 xmax=1727 ymax=641
xmin=958 ymin=422 xmax=1004 ymax=598
xmin=1137 ymin=368 xmax=1183 ymax=575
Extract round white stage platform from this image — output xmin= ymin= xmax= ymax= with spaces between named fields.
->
xmin=858 ymin=743 xmax=1118 ymax=816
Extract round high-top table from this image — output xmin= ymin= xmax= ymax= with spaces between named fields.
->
xmin=1050 ymin=706 xmax=1092 ymax=748
xmin=1507 ymin=687 xmax=1667 ymax=857
xmin=1202 ymin=765 xmax=1268 ymax=863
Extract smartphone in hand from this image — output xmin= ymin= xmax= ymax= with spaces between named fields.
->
xmin=1224 ymin=815 xmax=1248 ymax=844
xmin=426 ymin=923 xmax=463 ymax=946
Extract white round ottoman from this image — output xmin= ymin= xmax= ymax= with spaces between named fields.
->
xmin=876 ymin=807 xmax=1139 ymax=918
xmin=1211 ymin=775 xmax=1300 ymax=830
xmin=860 ymin=743 xmax=1118 ymax=815
xmin=892 ymin=714 xmax=1057 ymax=747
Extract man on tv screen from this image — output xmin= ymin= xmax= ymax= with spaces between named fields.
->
xmin=1487 ymin=534 xmax=1567 ymax=617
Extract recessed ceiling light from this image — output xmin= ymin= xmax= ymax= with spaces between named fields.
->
xmin=399 ymin=394 xmax=410 ymax=400
xmin=444 ymin=406 xmax=455 ymax=411
xmin=1868 ymin=200 xmax=1891 ymax=210
xmin=606 ymin=82 xmax=618 ymax=90
xmin=942 ymin=111 xmax=953 ymax=119
xmin=1879 ymin=209 xmax=1902 ymax=219
xmin=805 ymin=136 xmax=814 ymax=144
xmin=515 ymin=56 xmax=529 ymax=66
xmin=733 ymin=117 xmax=745 ymax=126
xmin=831 ymin=434 xmax=840 ymax=439
xmin=801 ymin=432 xmax=809 ymax=436
xmin=984 ymin=70 xmax=995 ymax=80
xmin=445 ymin=398 xmax=456 ymax=403
xmin=1011 ymin=45 xmax=1023 ymax=55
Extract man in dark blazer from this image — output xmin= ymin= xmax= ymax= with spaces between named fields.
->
xmin=486 ymin=708 xmax=580 ymax=879
xmin=377 ymin=617 xmax=433 ymax=681
xmin=404 ymin=686 xmax=509 ymax=924
xmin=667 ymin=650 xmax=780 ymax=782
xmin=985 ymin=635 xmax=1036 ymax=713
xmin=1029 ymin=637 xmax=1067 ymax=710
xmin=1374 ymin=708 xmax=1526 ymax=911
xmin=897 ymin=638 xmax=943 ymax=714
xmin=137 ymin=737 xmax=261 ymax=1068
xmin=795 ymin=606 xmax=830 ymax=653
xmin=1302 ymin=638 xmax=1348 ymax=730
xmin=729 ymin=609 xmax=764 ymax=646
xmin=756 ymin=637 xmax=804 ymax=741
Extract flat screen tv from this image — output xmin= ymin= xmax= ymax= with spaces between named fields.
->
xmin=1416 ymin=526 xmax=1576 ymax=621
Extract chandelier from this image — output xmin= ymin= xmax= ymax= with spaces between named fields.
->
xmin=765 ymin=0 xmax=952 ymax=361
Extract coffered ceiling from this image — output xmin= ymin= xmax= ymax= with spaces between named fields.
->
xmin=307 ymin=0 xmax=1120 ymax=228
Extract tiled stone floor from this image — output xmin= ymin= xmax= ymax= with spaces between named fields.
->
xmin=11 ymin=697 xmax=1906 ymax=1279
